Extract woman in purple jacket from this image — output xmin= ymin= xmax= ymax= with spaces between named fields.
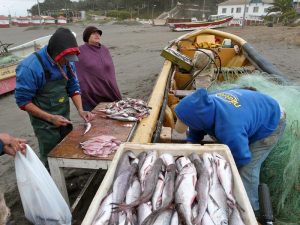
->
xmin=75 ymin=26 xmax=122 ymax=111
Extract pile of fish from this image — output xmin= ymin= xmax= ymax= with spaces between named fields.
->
xmin=98 ymin=98 xmax=151 ymax=122
xmin=92 ymin=150 xmax=246 ymax=225
xmin=80 ymin=135 xmax=121 ymax=157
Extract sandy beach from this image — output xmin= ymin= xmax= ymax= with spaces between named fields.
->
xmin=0 ymin=23 xmax=299 ymax=224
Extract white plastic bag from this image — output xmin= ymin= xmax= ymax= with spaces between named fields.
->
xmin=15 ymin=145 xmax=71 ymax=225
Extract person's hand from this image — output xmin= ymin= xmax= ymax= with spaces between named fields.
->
xmin=0 ymin=133 xmax=27 ymax=156
xmin=49 ymin=115 xmax=72 ymax=127
xmin=78 ymin=110 xmax=95 ymax=122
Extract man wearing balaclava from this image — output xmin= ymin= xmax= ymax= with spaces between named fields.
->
xmin=15 ymin=28 xmax=94 ymax=166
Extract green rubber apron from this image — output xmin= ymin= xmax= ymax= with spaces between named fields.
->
xmin=29 ymin=53 xmax=72 ymax=163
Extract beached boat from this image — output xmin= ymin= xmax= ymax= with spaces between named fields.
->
xmin=168 ymin=15 xmax=233 ymax=31
xmin=0 ymin=35 xmax=52 ymax=95
xmin=131 ymin=28 xmax=288 ymax=144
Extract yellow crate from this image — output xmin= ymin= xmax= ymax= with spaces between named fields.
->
xmin=83 ymin=143 xmax=257 ymax=225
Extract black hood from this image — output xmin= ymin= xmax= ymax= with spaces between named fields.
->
xmin=47 ymin=27 xmax=79 ymax=62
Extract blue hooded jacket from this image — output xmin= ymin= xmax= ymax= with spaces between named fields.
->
xmin=174 ymin=88 xmax=281 ymax=167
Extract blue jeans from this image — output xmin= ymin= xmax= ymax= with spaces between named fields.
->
xmin=239 ymin=112 xmax=286 ymax=211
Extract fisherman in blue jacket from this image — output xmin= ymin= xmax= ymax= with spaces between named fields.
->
xmin=174 ymin=87 xmax=286 ymax=214
xmin=15 ymin=28 xmax=94 ymax=166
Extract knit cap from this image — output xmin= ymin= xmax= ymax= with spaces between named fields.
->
xmin=83 ymin=26 xmax=102 ymax=42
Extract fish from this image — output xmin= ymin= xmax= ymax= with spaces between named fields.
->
xmin=107 ymin=114 xmax=138 ymax=122
xmin=92 ymin=193 xmax=113 ymax=225
xmin=152 ymin=172 xmax=165 ymax=210
xmin=205 ymin=153 xmax=229 ymax=225
xmin=161 ymin=164 xmax=176 ymax=208
xmin=191 ymin=156 xmax=210 ymax=225
xmin=83 ymin=122 xmax=91 ymax=135
xmin=110 ymin=162 xmax=138 ymax=224
xmin=116 ymin=158 xmax=163 ymax=211
xmin=139 ymin=151 xmax=158 ymax=191
xmin=175 ymin=163 xmax=197 ymax=225
xmin=213 ymin=153 xmax=236 ymax=208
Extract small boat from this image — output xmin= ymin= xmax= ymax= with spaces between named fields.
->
xmin=0 ymin=35 xmax=52 ymax=95
xmin=168 ymin=15 xmax=233 ymax=31
xmin=131 ymin=28 xmax=288 ymax=143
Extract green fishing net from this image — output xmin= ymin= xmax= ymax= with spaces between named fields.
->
xmin=209 ymin=72 xmax=300 ymax=224
xmin=0 ymin=54 xmax=22 ymax=66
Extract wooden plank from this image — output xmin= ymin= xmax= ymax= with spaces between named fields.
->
xmin=83 ymin=143 xmax=257 ymax=225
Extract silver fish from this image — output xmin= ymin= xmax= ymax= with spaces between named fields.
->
xmin=92 ymin=193 xmax=113 ymax=225
xmin=192 ymin=157 xmax=210 ymax=225
xmin=175 ymin=163 xmax=197 ymax=225
xmin=161 ymin=164 xmax=176 ymax=208
xmin=152 ymin=172 xmax=165 ymax=210
xmin=213 ymin=153 xmax=236 ymax=207
xmin=117 ymin=158 xmax=163 ymax=210
xmin=139 ymin=151 xmax=158 ymax=191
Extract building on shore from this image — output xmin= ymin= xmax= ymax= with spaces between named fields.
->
xmin=17 ymin=17 xmax=30 ymax=27
xmin=43 ymin=16 xmax=55 ymax=25
xmin=0 ymin=15 xmax=9 ymax=28
xmin=31 ymin=16 xmax=44 ymax=26
xmin=218 ymin=0 xmax=273 ymax=26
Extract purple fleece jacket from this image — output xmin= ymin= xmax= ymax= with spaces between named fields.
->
xmin=75 ymin=43 xmax=121 ymax=109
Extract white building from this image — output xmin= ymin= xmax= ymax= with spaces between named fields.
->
xmin=31 ymin=16 xmax=44 ymax=26
xmin=43 ymin=16 xmax=55 ymax=25
xmin=218 ymin=0 xmax=274 ymax=26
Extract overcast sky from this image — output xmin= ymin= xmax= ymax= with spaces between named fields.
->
xmin=0 ymin=0 xmax=78 ymax=17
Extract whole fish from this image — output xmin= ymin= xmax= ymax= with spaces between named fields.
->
xmin=206 ymin=153 xmax=229 ymax=225
xmin=92 ymin=192 xmax=113 ymax=225
xmin=213 ymin=153 xmax=236 ymax=208
xmin=161 ymin=164 xmax=176 ymax=208
xmin=110 ymin=162 xmax=138 ymax=224
xmin=139 ymin=151 xmax=158 ymax=191
xmin=175 ymin=163 xmax=197 ymax=225
xmin=125 ymin=177 xmax=142 ymax=225
xmin=152 ymin=172 xmax=165 ymax=210
xmin=117 ymin=158 xmax=163 ymax=210
xmin=190 ymin=157 xmax=210 ymax=225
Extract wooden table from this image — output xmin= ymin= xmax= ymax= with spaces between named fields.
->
xmin=47 ymin=103 xmax=135 ymax=205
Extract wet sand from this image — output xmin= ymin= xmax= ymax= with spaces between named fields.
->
xmin=0 ymin=23 xmax=299 ymax=223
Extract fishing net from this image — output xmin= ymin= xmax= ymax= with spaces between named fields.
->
xmin=208 ymin=72 xmax=300 ymax=224
xmin=0 ymin=54 xmax=22 ymax=66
